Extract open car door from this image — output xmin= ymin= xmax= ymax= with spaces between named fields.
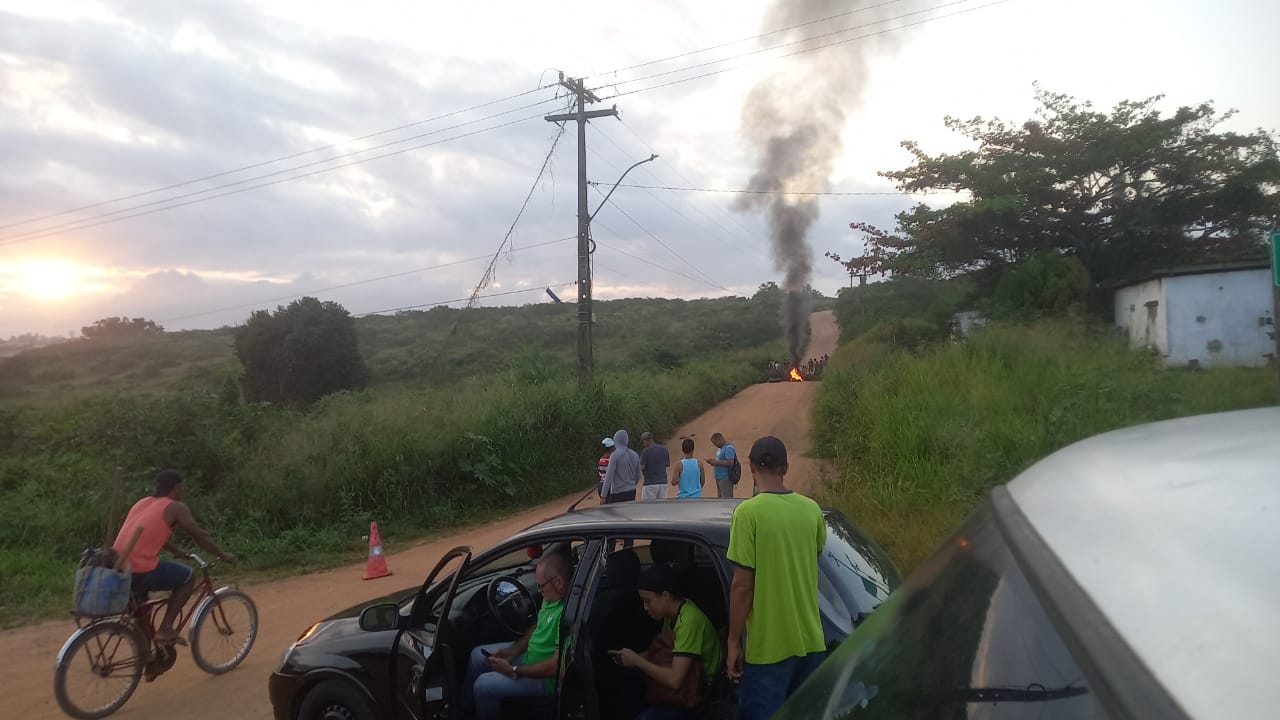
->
xmin=392 ymin=545 xmax=472 ymax=720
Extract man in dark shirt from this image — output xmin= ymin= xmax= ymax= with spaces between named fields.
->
xmin=638 ymin=431 xmax=671 ymax=501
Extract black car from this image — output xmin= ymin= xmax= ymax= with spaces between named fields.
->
xmin=269 ymin=498 xmax=901 ymax=720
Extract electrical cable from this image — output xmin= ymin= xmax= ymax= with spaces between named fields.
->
xmin=0 ymin=108 xmax=558 ymax=248
xmin=155 ymin=235 xmax=575 ymax=324
xmin=596 ymin=0 xmax=1011 ymax=100
xmin=0 ymin=83 xmax=561 ymax=233
xmin=589 ymin=0 xmax=906 ymax=79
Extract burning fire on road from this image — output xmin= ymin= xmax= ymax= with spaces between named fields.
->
xmin=789 ymin=368 xmax=805 ymax=382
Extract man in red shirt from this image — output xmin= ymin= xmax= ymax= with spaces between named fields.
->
xmin=113 ymin=469 xmax=236 ymax=645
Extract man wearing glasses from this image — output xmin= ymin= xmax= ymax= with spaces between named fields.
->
xmin=461 ymin=551 xmax=572 ymax=719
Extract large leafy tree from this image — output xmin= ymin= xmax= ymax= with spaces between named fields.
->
xmin=234 ymin=297 xmax=369 ymax=406
xmin=833 ymin=88 xmax=1280 ymax=285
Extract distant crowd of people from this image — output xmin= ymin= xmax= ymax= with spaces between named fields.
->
xmin=766 ymin=354 xmax=830 ymax=379
xmin=596 ymin=430 xmax=739 ymax=502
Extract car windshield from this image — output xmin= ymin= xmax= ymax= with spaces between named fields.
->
xmin=778 ymin=505 xmax=1109 ymax=720
xmin=818 ymin=511 xmax=901 ymax=645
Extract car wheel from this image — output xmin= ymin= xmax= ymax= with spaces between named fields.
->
xmin=297 ymin=680 xmax=375 ymax=720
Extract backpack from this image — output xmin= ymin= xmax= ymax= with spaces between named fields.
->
xmin=727 ymin=446 xmax=742 ymax=485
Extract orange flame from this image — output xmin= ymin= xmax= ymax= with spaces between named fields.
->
xmin=789 ymin=368 xmax=805 ymax=382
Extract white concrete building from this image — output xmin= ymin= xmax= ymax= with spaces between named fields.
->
xmin=1113 ymin=260 xmax=1275 ymax=367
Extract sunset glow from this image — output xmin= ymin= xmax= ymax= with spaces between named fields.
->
xmin=9 ymin=258 xmax=91 ymax=302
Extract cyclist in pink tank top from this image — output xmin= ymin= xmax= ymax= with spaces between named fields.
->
xmin=112 ymin=469 xmax=237 ymax=646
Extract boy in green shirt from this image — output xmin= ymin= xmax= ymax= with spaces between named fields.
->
xmin=726 ymin=436 xmax=827 ymax=720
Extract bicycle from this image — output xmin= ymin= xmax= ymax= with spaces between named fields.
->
xmin=53 ymin=552 xmax=258 ymax=719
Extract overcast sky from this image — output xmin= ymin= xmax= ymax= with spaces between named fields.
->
xmin=1 ymin=0 xmax=1277 ymax=338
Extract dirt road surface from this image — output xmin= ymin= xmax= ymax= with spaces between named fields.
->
xmin=6 ymin=311 xmax=838 ymax=720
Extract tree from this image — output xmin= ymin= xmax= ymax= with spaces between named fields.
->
xmin=233 ymin=297 xmax=369 ymax=406
xmin=833 ymin=88 xmax=1280 ymax=286
xmin=81 ymin=317 xmax=164 ymax=340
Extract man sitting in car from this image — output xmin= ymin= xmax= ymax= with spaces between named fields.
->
xmin=460 ymin=551 xmax=571 ymax=719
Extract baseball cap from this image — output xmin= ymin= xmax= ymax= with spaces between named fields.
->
xmin=601 ymin=437 xmax=615 ymax=448
xmin=640 ymin=431 xmax=654 ymax=441
xmin=748 ymin=436 xmax=788 ymax=470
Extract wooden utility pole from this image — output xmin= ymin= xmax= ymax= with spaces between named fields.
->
xmin=545 ymin=74 xmax=616 ymax=383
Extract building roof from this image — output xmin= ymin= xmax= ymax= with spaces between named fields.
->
xmin=1007 ymin=407 xmax=1280 ymax=720
xmin=1107 ymin=258 xmax=1271 ymax=290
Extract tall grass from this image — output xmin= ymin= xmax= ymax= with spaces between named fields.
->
xmin=815 ymin=321 xmax=1276 ymax=575
xmin=0 ymin=349 xmax=771 ymax=626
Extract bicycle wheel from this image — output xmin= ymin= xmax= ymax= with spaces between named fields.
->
xmin=54 ymin=621 xmax=145 ymax=719
xmin=190 ymin=589 xmax=258 ymax=674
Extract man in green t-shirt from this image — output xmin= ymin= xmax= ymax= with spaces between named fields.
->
xmin=611 ymin=564 xmax=724 ymax=719
xmin=462 ymin=551 xmax=570 ymax=719
xmin=726 ymin=436 xmax=827 ymax=720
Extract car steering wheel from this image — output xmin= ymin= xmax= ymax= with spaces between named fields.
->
xmin=486 ymin=575 xmax=536 ymax=635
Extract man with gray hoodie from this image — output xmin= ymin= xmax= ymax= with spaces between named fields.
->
xmin=601 ymin=429 xmax=641 ymax=504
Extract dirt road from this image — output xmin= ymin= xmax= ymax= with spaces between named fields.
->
xmin=7 ymin=311 xmax=838 ymax=720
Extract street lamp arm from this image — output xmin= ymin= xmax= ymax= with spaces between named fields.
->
xmin=589 ymin=154 xmax=658 ymax=221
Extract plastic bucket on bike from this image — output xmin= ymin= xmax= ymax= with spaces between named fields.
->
xmin=72 ymin=565 xmax=132 ymax=616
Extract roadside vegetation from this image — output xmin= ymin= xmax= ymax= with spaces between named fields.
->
xmin=0 ymin=289 xmax=788 ymax=626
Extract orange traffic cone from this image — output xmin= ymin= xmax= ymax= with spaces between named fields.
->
xmin=363 ymin=521 xmax=392 ymax=580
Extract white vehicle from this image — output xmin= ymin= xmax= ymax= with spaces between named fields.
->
xmin=778 ymin=407 xmax=1280 ymax=720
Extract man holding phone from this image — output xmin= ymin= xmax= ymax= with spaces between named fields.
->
xmin=460 ymin=551 xmax=571 ymax=719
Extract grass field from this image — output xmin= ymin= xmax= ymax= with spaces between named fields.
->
xmin=815 ymin=321 xmax=1277 ymax=575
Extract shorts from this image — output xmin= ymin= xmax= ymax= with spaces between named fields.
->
xmin=131 ymin=559 xmax=194 ymax=597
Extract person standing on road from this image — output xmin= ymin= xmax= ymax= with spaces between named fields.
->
xmin=670 ymin=438 xmax=705 ymax=498
xmin=705 ymin=433 xmax=736 ymax=499
xmin=725 ymin=437 xmax=827 ymax=720
xmin=601 ymin=429 xmax=641 ymax=504
xmin=639 ymin=431 xmax=671 ymax=501
xmin=597 ymin=437 xmax=616 ymax=499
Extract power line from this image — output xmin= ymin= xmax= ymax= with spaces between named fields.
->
xmin=589 ymin=126 xmax=740 ymax=251
xmin=589 ymin=185 xmax=734 ymax=294
xmin=597 ymin=0 xmax=1011 ymax=100
xmin=0 ymin=83 xmax=561 ymax=233
xmin=353 ymin=282 xmax=576 ymax=317
xmin=615 ymin=118 xmax=764 ymax=249
xmin=593 ymin=182 xmax=952 ymax=196
xmin=589 ymin=0 xmax=905 ymax=80
xmin=156 ymin=235 xmax=576 ymax=324
xmin=0 ymin=108 xmax=556 ymax=248
xmin=592 ymin=220 xmax=739 ymax=296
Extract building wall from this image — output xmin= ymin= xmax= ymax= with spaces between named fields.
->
xmin=1114 ymin=278 xmax=1167 ymax=354
xmin=1165 ymin=269 xmax=1274 ymax=367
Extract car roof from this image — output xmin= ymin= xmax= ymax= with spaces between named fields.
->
xmin=511 ymin=498 xmax=744 ymax=546
xmin=1006 ymin=407 xmax=1280 ymax=720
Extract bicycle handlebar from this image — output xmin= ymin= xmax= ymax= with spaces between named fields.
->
xmin=186 ymin=552 xmax=217 ymax=570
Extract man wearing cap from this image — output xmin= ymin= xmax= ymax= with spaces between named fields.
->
xmin=638 ymin=431 xmax=671 ymax=501
xmin=597 ymin=437 xmax=616 ymax=499
xmin=725 ymin=437 xmax=827 ymax=720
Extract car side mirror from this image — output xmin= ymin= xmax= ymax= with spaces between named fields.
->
xmin=359 ymin=603 xmax=401 ymax=632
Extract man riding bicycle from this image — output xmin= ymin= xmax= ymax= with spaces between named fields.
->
xmin=112 ymin=469 xmax=236 ymax=646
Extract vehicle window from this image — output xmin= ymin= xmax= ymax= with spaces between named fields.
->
xmin=817 ymin=512 xmax=901 ymax=644
xmin=778 ymin=507 xmax=1109 ymax=720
